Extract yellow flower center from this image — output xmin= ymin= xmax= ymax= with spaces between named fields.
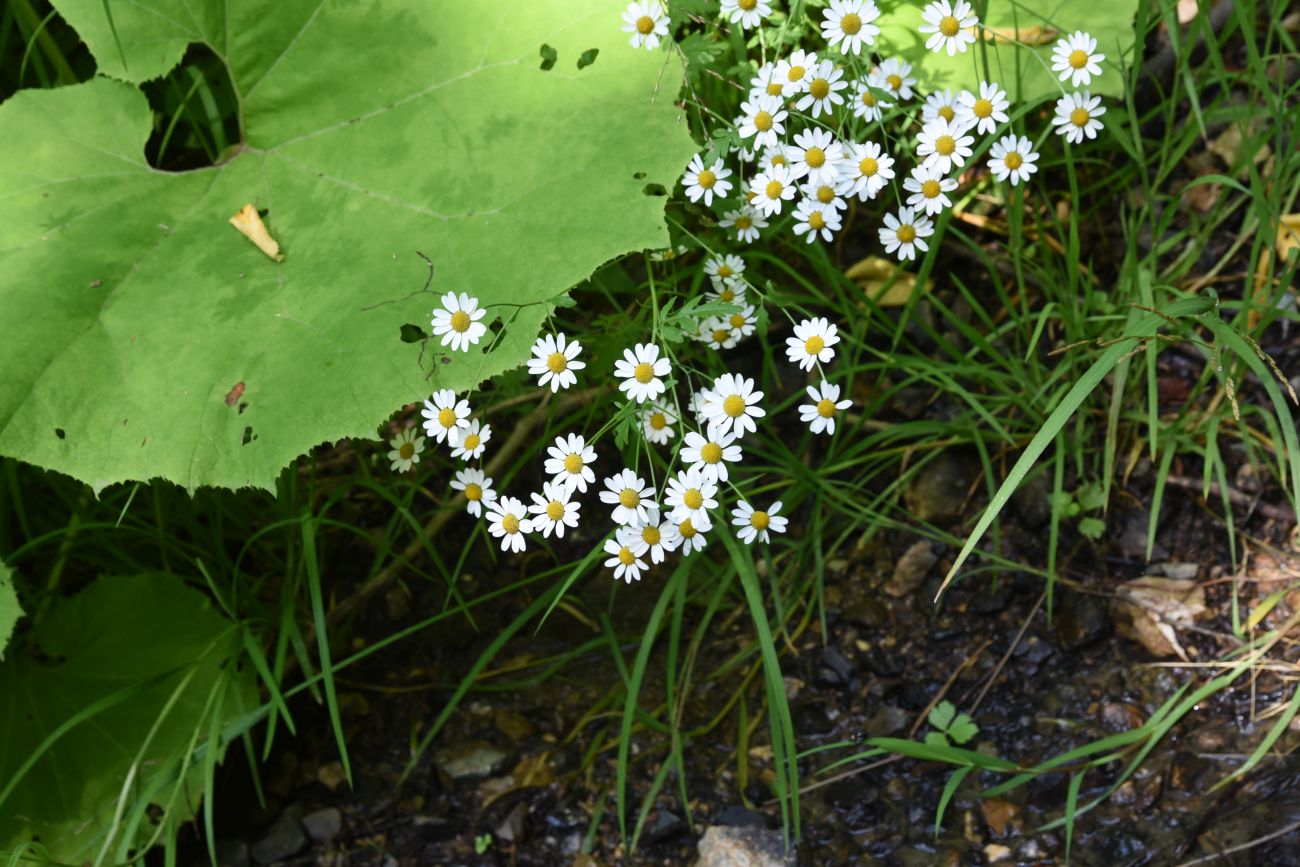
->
xmin=809 ymin=78 xmax=829 ymax=99
xmin=636 ymin=15 xmax=655 ymax=34
xmin=973 ymin=98 xmax=993 ymax=118
xmin=717 ymin=265 xmax=733 ymax=278
xmin=935 ymin=135 xmax=956 ymax=156
xmin=633 ymin=362 xmax=655 ymax=384
xmin=723 ymin=394 xmax=747 ymax=418
xmin=449 ymin=310 xmax=471 ymax=333
xmin=804 ymin=146 xmax=826 ymax=168
xmin=735 ymin=216 xmax=753 ymax=229
xmin=619 ymin=488 xmax=641 ymax=508
xmin=719 ymin=288 xmax=735 ymax=302
xmin=399 ymin=442 xmax=415 ymax=459
xmin=754 ymin=110 xmax=773 ymax=132
xmin=816 ymin=185 xmax=835 ymax=203
xmin=859 ymin=156 xmax=879 ymax=177
xmin=750 ymin=510 xmax=771 ymax=530
xmin=1004 ymin=151 xmax=1023 ymax=170
xmin=804 ymin=335 xmax=825 ymax=355
xmin=787 ymin=65 xmax=806 ymax=83
xmin=649 ymin=412 xmax=667 ymax=430
xmin=1070 ymin=107 xmax=1091 ymax=127
xmin=767 ymin=81 xmax=784 ymax=96
xmin=896 ymin=224 xmax=917 ymax=243
xmin=921 ymin=179 xmax=941 ymax=198
xmin=771 ymin=155 xmax=788 ymax=167
xmin=808 ymin=211 xmax=826 ymax=230
xmin=739 ymin=0 xmax=757 ymax=8
xmin=679 ymin=519 xmax=698 ymax=538
xmin=765 ymin=180 xmax=783 ymax=199
xmin=1069 ymin=48 xmax=1089 ymax=69
xmin=817 ymin=399 xmax=837 ymax=418
xmin=729 ymin=313 xmax=746 ymax=328
xmin=861 ymin=90 xmax=876 ymax=107
xmin=437 ymin=407 xmax=456 ymax=428
xmin=886 ymin=73 xmax=903 ymax=91
xmin=712 ymin=329 xmax=732 ymax=343
xmin=745 ymin=190 xmax=757 ymax=203
xmin=642 ymin=525 xmax=661 ymax=546
xmin=564 ymin=453 xmax=584 ymax=473
xmin=502 ymin=513 xmax=520 ymax=534
xmin=618 ymin=547 xmax=636 ymax=565
xmin=697 ymin=169 xmax=717 ymax=189
xmin=700 ymin=442 xmax=723 ymax=464
xmin=547 ymin=351 xmax=568 ymax=373
xmin=465 ymin=483 xmax=482 ymax=501
xmin=840 ymin=13 xmax=862 ymax=34
xmin=462 ymin=433 xmax=480 ymax=451
xmin=938 ymin=105 xmax=955 ymax=122
xmin=546 ymin=500 xmax=565 ymax=521
xmin=683 ymin=489 xmax=704 ymax=510
xmin=939 ymin=16 xmax=960 ymax=37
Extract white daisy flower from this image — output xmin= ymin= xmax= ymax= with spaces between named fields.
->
xmin=879 ymin=207 xmax=935 ymax=262
xmin=642 ymin=402 xmax=677 ymax=445
xmin=837 ymin=140 xmax=894 ymax=202
xmin=725 ymin=304 xmax=759 ymax=339
xmin=600 ymin=468 xmax=658 ymax=526
xmin=1051 ymin=31 xmax=1104 ymax=88
xmin=774 ymin=49 xmax=819 ymax=96
xmin=799 ymin=381 xmax=852 ymax=435
xmin=956 ymin=81 xmax=1009 ymax=135
xmin=720 ymin=205 xmax=768 ymax=243
xmin=628 ymin=508 xmax=681 ymax=564
xmin=921 ymin=88 xmax=960 ymax=123
xmin=486 ymin=496 xmax=532 ymax=553
xmin=732 ymin=142 xmax=758 ymax=163
xmin=450 ymin=468 xmax=497 ymax=518
xmin=604 ymin=528 xmax=648 ymax=583
xmin=614 ymin=342 xmax=671 ymax=403
xmin=707 ymin=280 xmax=747 ymax=306
xmin=431 ymin=292 xmax=488 ymax=352
xmin=622 ymin=1 xmax=669 ymax=49
xmin=919 ymin=0 xmax=978 ymax=56
xmin=821 ymin=0 xmax=881 ymax=55
xmin=676 ymin=515 xmax=710 ymax=554
xmin=681 ymin=153 xmax=734 ymax=206
xmin=700 ymin=373 xmax=766 ymax=438
xmin=796 ymin=60 xmax=848 ymax=118
xmin=681 ymin=424 xmax=744 ymax=484
xmin=449 ymin=418 xmax=491 ymax=461
xmin=876 ymin=57 xmax=916 ymax=101
xmin=701 ymin=317 xmax=741 ymax=350
xmin=917 ymin=117 xmax=975 ymax=174
xmin=732 ymin=500 xmax=789 ymax=544
xmin=750 ymin=164 xmax=798 ymax=217
xmin=664 ymin=466 xmax=719 ymax=526
xmin=788 ymin=127 xmax=844 ymax=188
xmin=801 ymin=180 xmax=848 ymax=212
xmin=649 ymin=244 xmax=688 ymax=262
xmin=749 ymin=61 xmax=784 ymax=100
xmin=721 ymin=0 xmax=772 ymax=29
xmin=387 ymin=428 xmax=426 ymax=473
xmin=903 ymin=164 xmax=958 ymax=216
xmin=421 ymin=389 xmax=470 ymax=444
xmin=792 ymin=199 xmax=843 ymax=244
xmin=704 ymin=254 xmax=746 ymax=287
xmin=758 ymin=143 xmax=795 ymax=174
xmin=528 ymin=481 xmax=581 ymax=539
xmin=543 ymin=433 xmax=597 ymax=493
xmin=988 ymin=134 xmax=1039 ymax=185
xmin=785 ymin=317 xmax=839 ymax=371
xmin=687 ymin=390 xmax=712 ymax=424
xmin=737 ymin=93 xmax=788 ymax=149
xmin=527 ymin=331 xmax=586 ymax=393
xmin=1053 ymin=91 xmax=1106 ymax=143
xmin=851 ymin=75 xmax=892 ymax=121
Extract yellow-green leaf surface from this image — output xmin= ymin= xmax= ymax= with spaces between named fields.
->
xmin=0 ymin=1 xmax=695 ymax=492
xmin=0 ymin=573 xmax=249 ymax=862
xmin=876 ymin=0 xmax=1138 ymax=103
xmin=0 ymin=560 xmax=20 ymax=659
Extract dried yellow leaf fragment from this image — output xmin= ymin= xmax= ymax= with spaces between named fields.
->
xmin=228 ymin=204 xmax=284 ymax=262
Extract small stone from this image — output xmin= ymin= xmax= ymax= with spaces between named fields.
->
xmin=884 ymin=541 xmax=939 ymax=597
xmin=697 ymin=825 xmax=795 ymax=867
xmin=433 ymin=740 xmax=509 ymax=781
xmin=983 ymin=843 xmax=1012 ymax=863
xmin=215 ymin=839 xmax=250 ymax=867
xmin=301 ymin=808 xmax=343 ymax=844
xmin=1054 ymin=590 xmax=1111 ymax=650
xmin=641 ymin=809 xmax=686 ymax=845
xmin=816 ymin=646 xmax=854 ymax=688
xmin=980 ymin=799 xmax=1020 ymax=837
xmin=316 ymin=762 xmax=347 ymax=792
xmin=251 ymin=813 xmax=308 ymax=864
xmin=782 ymin=676 xmax=805 ymax=701
xmin=493 ymin=708 xmax=535 ymax=744
xmin=494 ymin=802 xmax=527 ymax=843
xmin=904 ymin=451 xmax=977 ymax=523
xmin=865 ymin=705 xmax=909 ymax=738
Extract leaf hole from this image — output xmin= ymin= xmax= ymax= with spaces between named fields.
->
xmin=54 ymin=428 xmax=65 ymax=439
xmin=400 ymin=323 xmax=427 ymax=343
xmin=642 ymin=183 xmax=668 ymax=197
xmin=241 ymin=426 xmax=255 ymax=445
xmin=577 ymin=48 xmax=599 ymax=69
xmin=238 ymin=401 xmax=249 ymax=414
xmin=141 ymin=43 xmax=243 ymax=171
xmin=539 ymin=44 xmax=557 ymax=71
xmin=632 ymin=171 xmax=647 ymax=179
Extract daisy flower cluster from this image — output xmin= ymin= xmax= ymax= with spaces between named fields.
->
xmin=633 ymin=1 xmax=1108 ymax=263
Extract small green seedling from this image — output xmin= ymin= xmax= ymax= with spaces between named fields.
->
xmin=925 ymin=700 xmax=979 ymax=747
xmin=474 ymin=833 xmax=493 ymax=855
xmin=1052 ymin=481 xmax=1108 ymax=540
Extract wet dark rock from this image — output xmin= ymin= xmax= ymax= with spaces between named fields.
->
xmin=495 ymin=802 xmax=528 ymax=844
xmin=412 ymin=815 xmax=461 ymax=842
xmin=967 ymin=586 xmax=1010 ymax=615
xmin=904 ymin=451 xmax=978 ymax=523
xmin=1011 ymin=471 xmax=1052 ymax=528
xmin=1118 ymin=509 xmax=1167 ymax=561
xmin=824 ymin=776 xmax=875 ymax=811
xmin=215 ymin=839 xmax=250 ymax=867
xmin=251 ymin=813 xmax=307 ymax=864
xmin=842 ymin=596 xmax=888 ymax=627
xmin=433 ymin=740 xmax=508 ymax=781
xmin=865 ymin=705 xmax=909 ymax=738
xmin=793 ymin=704 xmax=836 ymax=737
xmin=816 ymin=646 xmax=854 ymax=688
xmin=301 ymin=807 xmax=343 ymax=844
xmin=864 ymin=645 xmax=902 ymax=677
xmin=1015 ymin=635 xmax=1053 ymax=665
xmin=697 ymin=824 xmax=795 ymax=866
xmin=1100 ymin=702 xmax=1144 ymax=732
xmin=714 ymin=806 xmax=766 ymax=828
xmin=641 ymin=809 xmax=686 ymax=845
xmin=1054 ymin=591 xmax=1111 ymax=650
xmin=884 ymin=541 xmax=939 ymax=597
xmin=493 ymin=708 xmax=535 ymax=744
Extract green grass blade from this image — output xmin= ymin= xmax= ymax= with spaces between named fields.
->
xmin=300 ymin=517 xmax=351 ymax=786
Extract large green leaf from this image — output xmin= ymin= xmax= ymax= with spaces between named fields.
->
xmin=0 ymin=573 xmax=249 ymax=862
xmin=876 ymin=0 xmax=1138 ymax=103
xmin=0 ymin=0 xmax=695 ymax=492
xmin=0 ymin=559 xmax=20 ymax=659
